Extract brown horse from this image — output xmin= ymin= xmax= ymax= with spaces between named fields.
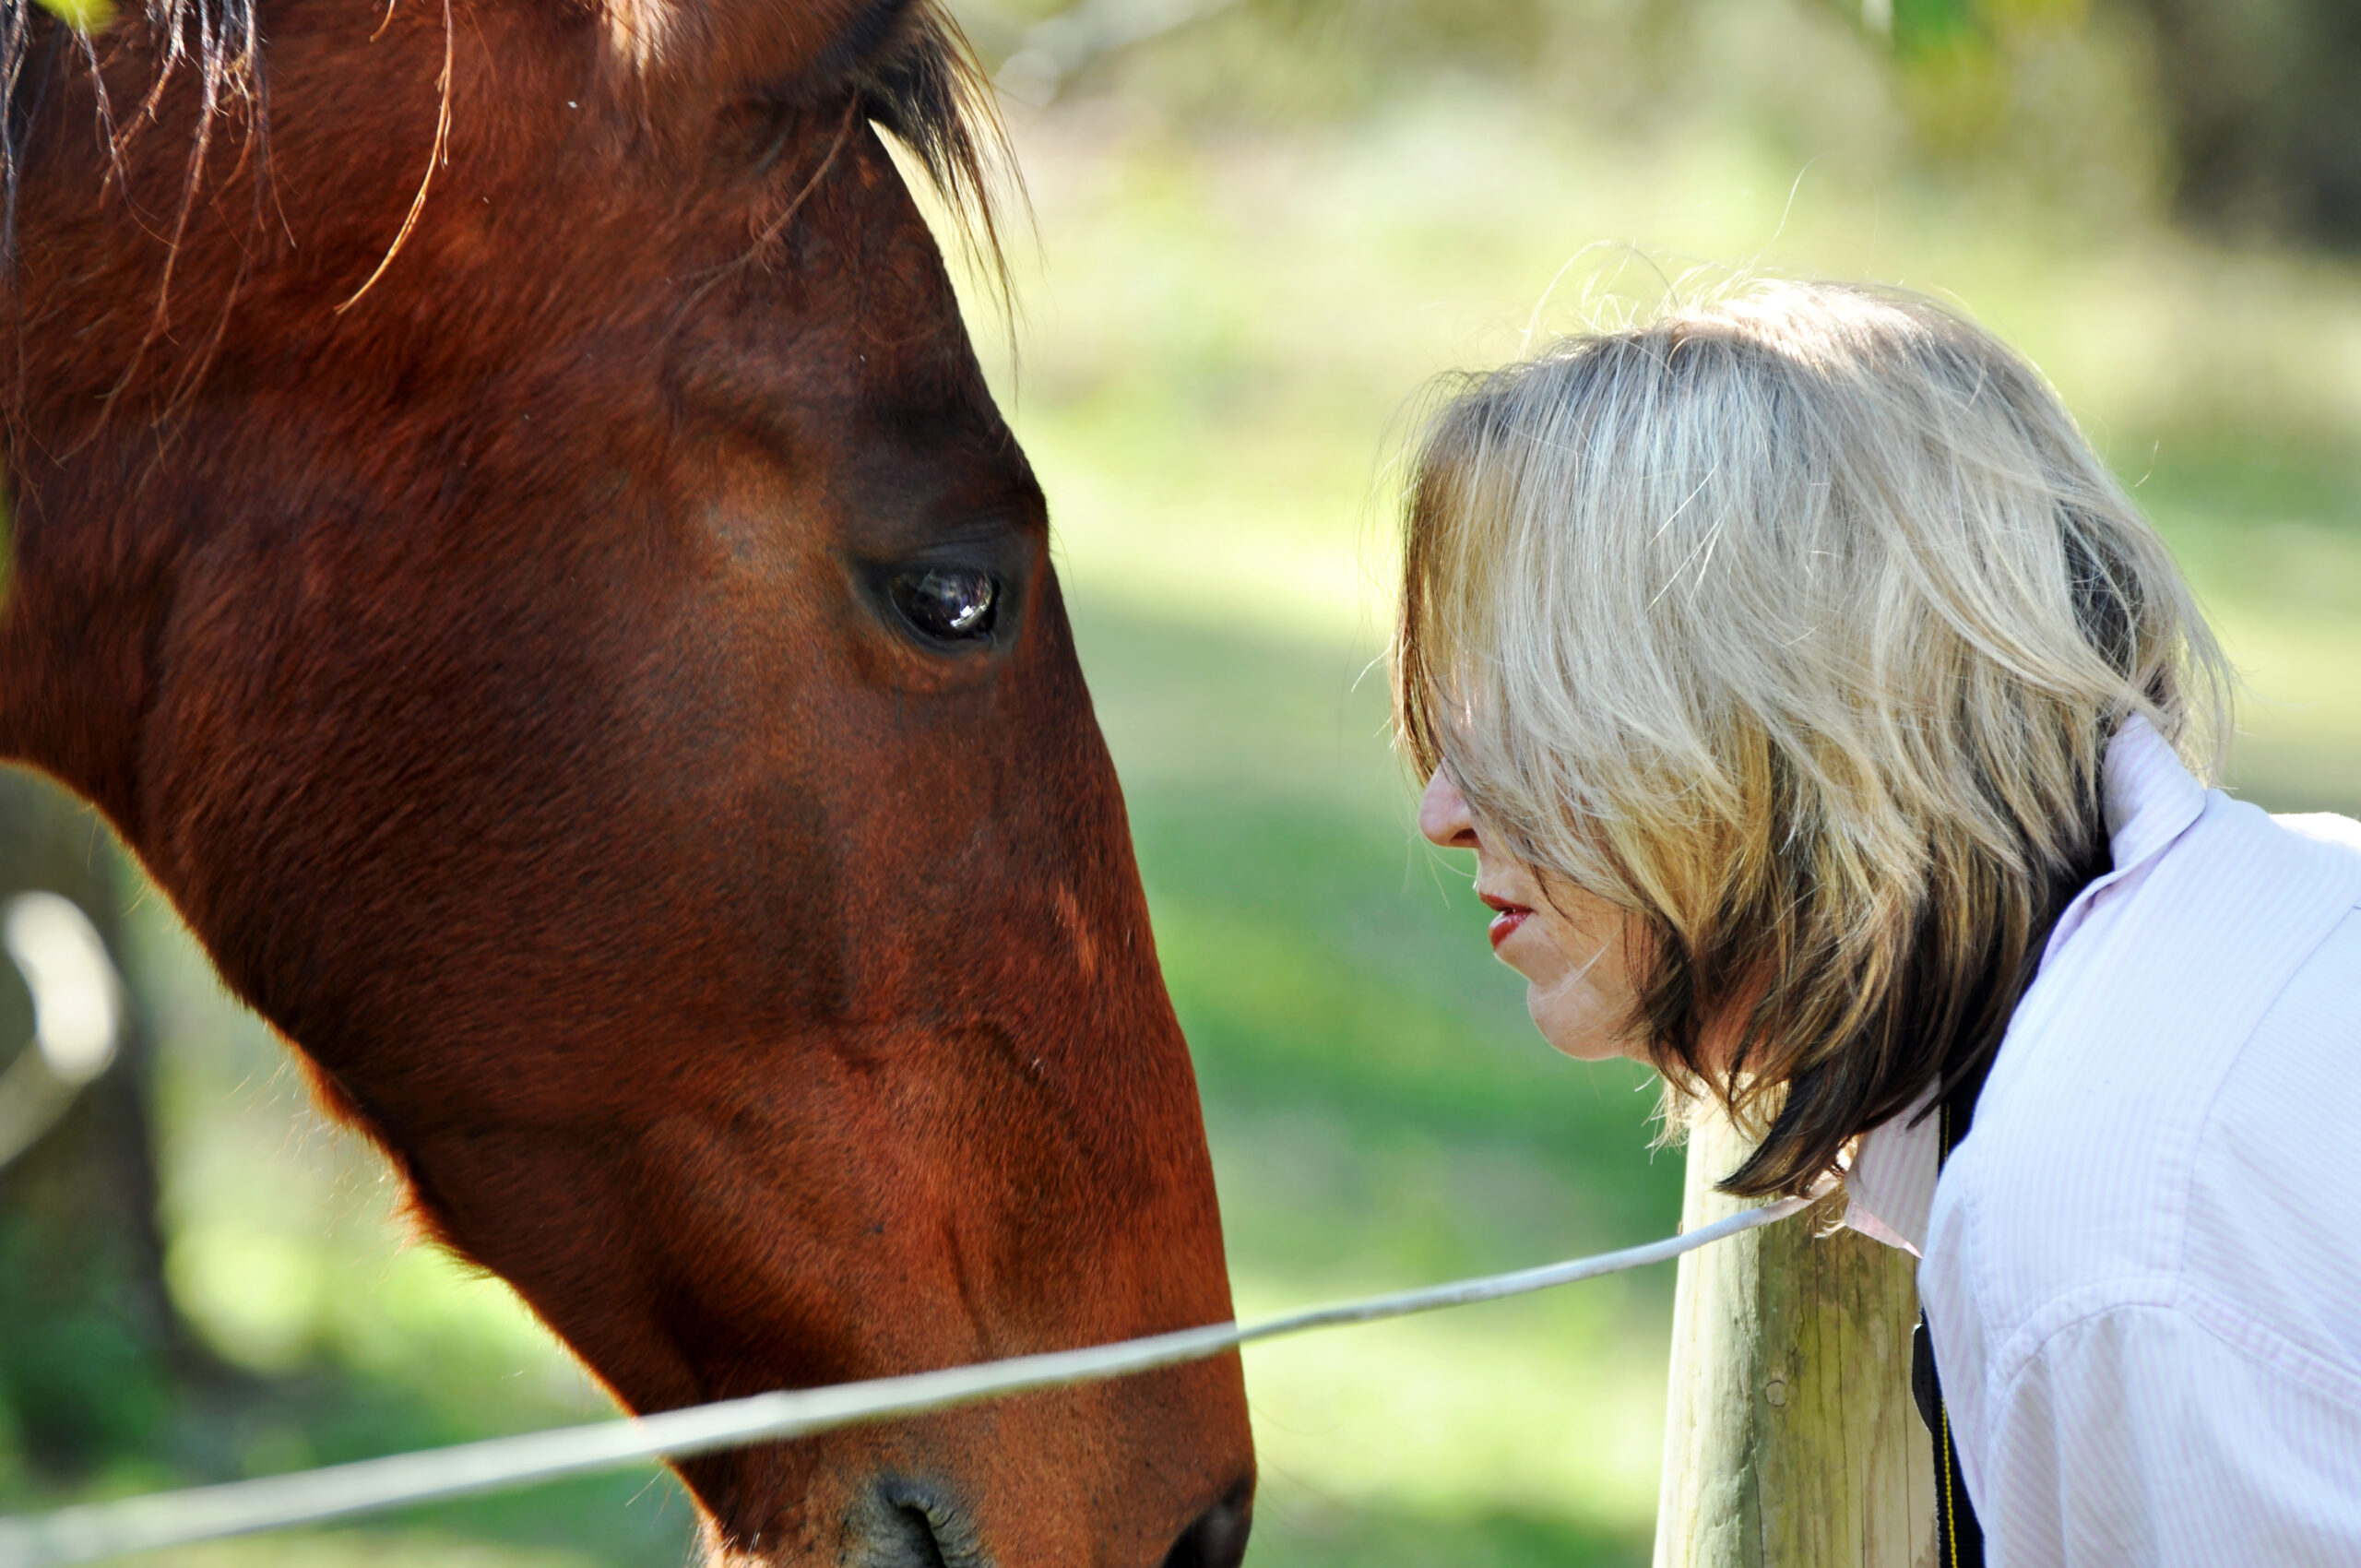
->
xmin=0 ymin=0 xmax=1253 ymax=1561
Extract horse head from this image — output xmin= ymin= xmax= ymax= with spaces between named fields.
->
xmin=0 ymin=0 xmax=1253 ymax=1561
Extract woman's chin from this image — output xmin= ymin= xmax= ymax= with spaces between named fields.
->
xmin=1527 ymin=991 xmax=1635 ymax=1062
xmin=1545 ymin=1035 xmax=1631 ymax=1063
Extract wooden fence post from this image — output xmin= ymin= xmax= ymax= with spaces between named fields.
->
xmin=1653 ymin=1102 xmax=1935 ymax=1568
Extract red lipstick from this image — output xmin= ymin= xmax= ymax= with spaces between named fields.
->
xmin=1480 ymin=892 xmax=1532 ymax=950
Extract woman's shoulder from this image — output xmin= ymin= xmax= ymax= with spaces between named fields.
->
xmin=2179 ymin=900 xmax=2361 ymax=1365
xmin=2274 ymin=807 xmax=2361 ymax=856
xmin=1977 ymin=789 xmax=2361 ymax=1144
xmin=1926 ymin=799 xmax=2361 ymax=1394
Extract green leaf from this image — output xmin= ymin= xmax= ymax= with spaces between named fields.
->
xmin=1890 ymin=0 xmax=1982 ymax=54
xmin=30 ymin=0 xmax=114 ymax=32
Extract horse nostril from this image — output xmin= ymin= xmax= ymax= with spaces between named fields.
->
xmin=1159 ymin=1484 xmax=1252 ymax=1568
xmin=883 ymin=1504 xmax=952 ymax=1568
xmin=852 ymin=1482 xmax=972 ymax=1568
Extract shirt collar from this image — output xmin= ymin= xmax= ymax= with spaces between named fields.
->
xmin=1842 ymin=713 xmax=2208 ymax=1254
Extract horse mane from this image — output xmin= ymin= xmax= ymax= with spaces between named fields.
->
xmin=0 ymin=0 xmax=1014 ymax=288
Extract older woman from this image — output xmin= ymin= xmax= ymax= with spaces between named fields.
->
xmin=1394 ymin=279 xmax=2361 ymax=1566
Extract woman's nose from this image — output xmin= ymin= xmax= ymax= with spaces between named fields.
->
xmin=1418 ymin=767 xmax=1481 ymax=849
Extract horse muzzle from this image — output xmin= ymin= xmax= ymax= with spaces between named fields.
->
xmin=841 ymin=1474 xmax=1252 ymax=1568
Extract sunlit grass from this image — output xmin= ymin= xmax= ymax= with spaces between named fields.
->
xmin=1235 ymin=1287 xmax=1666 ymax=1527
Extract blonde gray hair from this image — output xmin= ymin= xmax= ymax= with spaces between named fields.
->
xmin=1394 ymin=279 xmax=2229 ymax=1197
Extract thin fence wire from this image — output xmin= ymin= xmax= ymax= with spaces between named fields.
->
xmin=0 ymin=1194 xmax=1810 ymax=1568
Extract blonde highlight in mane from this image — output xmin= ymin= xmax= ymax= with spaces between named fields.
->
xmin=1394 ymin=278 xmax=2230 ymax=1197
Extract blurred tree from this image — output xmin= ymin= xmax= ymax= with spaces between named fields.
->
xmin=1860 ymin=0 xmax=2361 ymax=250
xmin=2126 ymin=0 xmax=2361 ymax=252
xmin=0 ymin=769 xmax=204 ymax=1486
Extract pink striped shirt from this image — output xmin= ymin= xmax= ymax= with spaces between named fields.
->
xmin=1845 ymin=715 xmax=2361 ymax=1566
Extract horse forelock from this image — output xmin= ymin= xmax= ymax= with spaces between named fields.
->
xmin=847 ymin=2 xmax=1018 ymax=304
xmin=0 ymin=0 xmax=265 ymax=267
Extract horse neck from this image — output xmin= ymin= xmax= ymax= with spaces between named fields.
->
xmin=0 ymin=431 xmax=196 ymax=840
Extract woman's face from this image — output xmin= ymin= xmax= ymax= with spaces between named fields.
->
xmin=1418 ymin=766 xmax=1647 ymax=1063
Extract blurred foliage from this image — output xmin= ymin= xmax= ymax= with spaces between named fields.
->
xmin=1858 ymin=0 xmax=2361 ymax=250
xmin=29 ymin=0 xmax=116 ymax=32
xmin=971 ymin=0 xmax=2361 ymax=252
xmin=963 ymin=0 xmax=2172 ymax=231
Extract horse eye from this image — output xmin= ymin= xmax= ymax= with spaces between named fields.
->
xmin=888 ymin=566 xmax=998 ymax=642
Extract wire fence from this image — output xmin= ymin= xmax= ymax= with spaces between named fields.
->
xmin=0 ymin=1194 xmax=1811 ymax=1568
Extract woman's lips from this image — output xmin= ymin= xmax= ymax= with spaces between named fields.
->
xmin=1480 ymin=893 xmax=1533 ymax=950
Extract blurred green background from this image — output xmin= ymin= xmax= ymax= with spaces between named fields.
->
xmin=4 ymin=2 xmax=2357 ymax=1564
